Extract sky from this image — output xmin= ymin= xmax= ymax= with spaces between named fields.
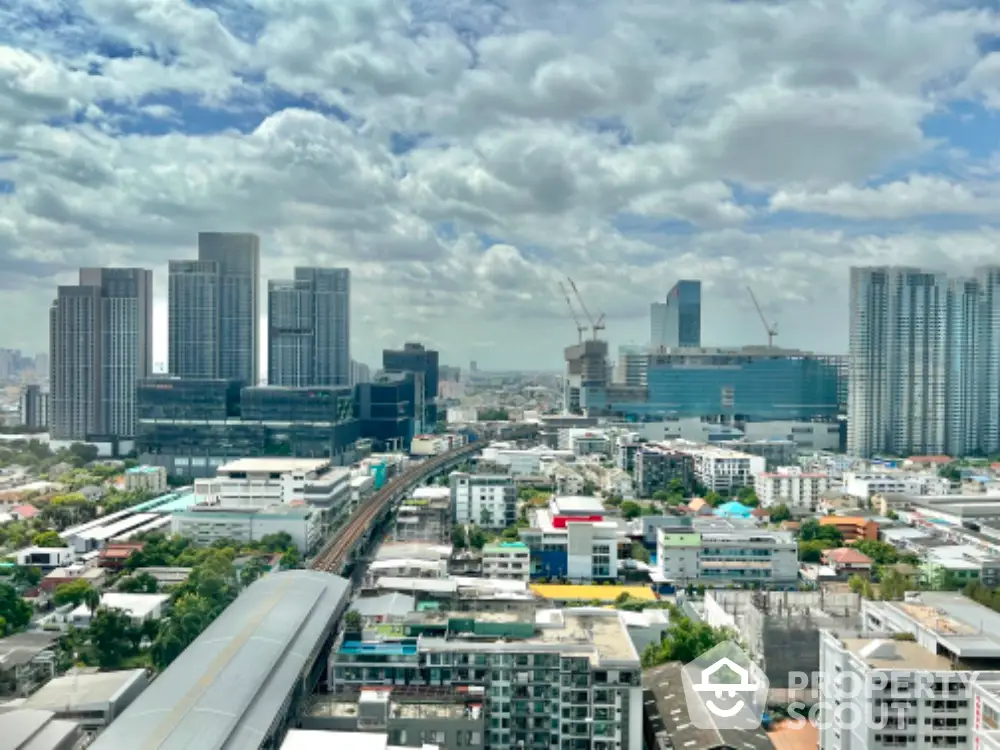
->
xmin=4 ymin=0 xmax=1000 ymax=371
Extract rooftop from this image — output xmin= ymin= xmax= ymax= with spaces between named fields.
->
xmin=551 ymin=495 xmax=606 ymax=515
xmin=0 ymin=632 xmax=60 ymax=669
xmin=873 ymin=592 xmax=1000 ymax=658
xmin=841 ymin=638 xmax=954 ymax=671
xmin=90 ymin=571 xmax=351 ymax=750
xmin=218 ymin=457 xmax=331 ymax=474
xmin=644 ymin=662 xmax=774 ymax=750
xmin=22 ymin=669 xmax=147 ymax=712
xmin=529 ymin=584 xmax=656 ymax=602
xmin=0 ymin=709 xmax=80 ymax=750
xmin=71 ymin=593 xmax=170 ymax=620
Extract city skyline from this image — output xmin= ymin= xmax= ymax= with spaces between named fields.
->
xmin=6 ymin=3 xmax=1000 ymax=369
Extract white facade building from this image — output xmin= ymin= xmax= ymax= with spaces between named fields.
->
xmin=668 ymin=440 xmax=765 ymax=492
xmin=70 ymin=593 xmax=169 ymax=628
xmin=843 ymin=471 xmax=951 ymax=501
xmin=193 ymin=457 xmax=351 ymax=512
xmin=656 ymin=521 xmax=798 ymax=587
xmin=123 ymin=465 xmax=167 ymax=494
xmin=449 ymin=472 xmax=516 ymax=530
xmin=754 ymin=467 xmax=830 ymax=509
xmin=479 ymin=444 xmax=575 ymax=476
xmin=481 ymin=542 xmax=531 ymax=581
xmin=170 ymin=504 xmax=320 ymax=553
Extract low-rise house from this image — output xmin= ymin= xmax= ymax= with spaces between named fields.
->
xmin=0 ymin=632 xmax=60 ymax=697
xmin=98 ymin=541 xmax=144 ymax=570
xmin=822 ymin=547 xmax=875 ymax=578
xmin=15 ymin=546 xmax=74 ymax=572
xmin=41 ymin=564 xmax=107 ymax=593
xmin=17 ymin=669 xmax=150 ymax=730
xmin=819 ymin=515 xmax=878 ymax=542
xmin=69 ymin=592 xmax=170 ymax=628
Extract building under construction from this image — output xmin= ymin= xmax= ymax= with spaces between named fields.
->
xmin=704 ymin=589 xmax=865 ymax=695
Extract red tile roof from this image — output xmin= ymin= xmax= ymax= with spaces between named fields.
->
xmin=906 ymin=455 xmax=953 ymax=464
xmin=824 ymin=547 xmax=873 ymax=565
xmin=12 ymin=504 xmax=38 ymax=518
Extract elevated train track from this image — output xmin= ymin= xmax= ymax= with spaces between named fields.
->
xmin=309 ymin=423 xmax=538 ymax=574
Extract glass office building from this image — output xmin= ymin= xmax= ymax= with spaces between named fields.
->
xmin=652 ymin=280 xmax=702 ymax=349
xmin=585 ymin=350 xmax=839 ymax=422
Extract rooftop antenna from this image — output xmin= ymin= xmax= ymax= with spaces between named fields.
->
xmin=746 ymin=286 xmax=778 ymax=347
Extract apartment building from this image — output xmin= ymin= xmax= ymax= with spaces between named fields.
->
xmin=328 ymin=608 xmax=643 ymax=750
xmin=123 ymin=465 xmax=167 ymax=495
xmin=754 ymin=467 xmax=830 ymax=509
xmin=819 ymin=515 xmax=878 ymax=542
xmin=634 ymin=446 xmax=694 ymax=498
xmin=482 ymin=542 xmax=530 ymax=581
xmin=656 ymin=519 xmax=798 ymax=587
xmin=819 ymin=631 xmax=977 ymax=750
xmin=450 ymin=473 xmax=516 ymax=530
xmin=665 ymin=440 xmax=766 ymax=492
xmin=843 ymin=471 xmax=951 ymax=501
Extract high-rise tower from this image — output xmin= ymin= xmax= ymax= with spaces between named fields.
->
xmin=169 ymin=233 xmax=260 ymax=384
xmin=651 ymin=280 xmax=702 ymax=350
xmin=49 ymin=268 xmax=152 ymax=440
xmin=268 ymin=267 xmax=351 ymax=387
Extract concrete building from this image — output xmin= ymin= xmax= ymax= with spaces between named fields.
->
xmin=329 ymin=608 xmax=643 ymax=750
xmin=563 ymin=338 xmax=610 ymax=414
xmin=268 ymin=267 xmax=350 ymax=388
xmin=15 ymin=546 xmax=74 ymax=572
xmin=169 ymin=232 xmax=260 ymax=384
xmin=69 ymin=593 xmax=170 ymax=628
xmin=18 ymin=669 xmax=149 ymax=730
xmin=520 ymin=498 xmax=622 ymax=582
xmin=754 ymin=467 xmax=831 ymax=509
xmin=843 ymin=470 xmax=951 ymax=500
xmin=819 ymin=515 xmax=878 ymax=542
xmin=193 ymin=457 xmax=351 ymax=512
xmin=300 ymin=689 xmax=480 ymax=749
xmin=18 ymin=384 xmax=47 ymax=430
xmin=449 ymin=472 xmax=516 ymax=530
xmin=170 ymin=504 xmax=321 ymax=553
xmin=615 ymin=345 xmax=650 ymax=388
xmin=49 ymin=267 xmax=153 ymax=441
xmin=669 ymin=440 xmax=766 ymax=492
xmin=656 ymin=521 xmax=798 ymax=587
xmin=0 ymin=632 xmax=59 ymax=698
xmin=91 ymin=571 xmax=351 ymax=750
xmin=123 ymin=464 xmax=167 ymax=494
xmin=634 ymin=446 xmax=694 ymax=498
xmin=481 ymin=541 xmax=531 ymax=581
xmin=0 ymin=709 xmax=81 ymax=750
xmin=704 ymin=589 xmax=864 ymax=691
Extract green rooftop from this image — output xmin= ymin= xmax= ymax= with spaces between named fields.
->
xmin=659 ymin=533 xmax=702 ymax=547
xmin=483 ymin=541 xmax=528 ymax=553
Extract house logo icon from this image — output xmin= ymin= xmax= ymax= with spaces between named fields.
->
xmin=682 ymin=641 xmax=769 ymax=730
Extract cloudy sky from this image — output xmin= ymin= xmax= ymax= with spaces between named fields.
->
xmin=4 ymin=0 xmax=1000 ymax=371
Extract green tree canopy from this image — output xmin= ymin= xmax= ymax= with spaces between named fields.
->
xmin=768 ymin=504 xmax=792 ymax=523
xmin=0 ymin=583 xmax=31 ymax=634
xmin=31 ymin=530 xmax=65 ymax=548
xmin=53 ymin=579 xmax=95 ymax=608
xmin=852 ymin=540 xmax=898 ymax=566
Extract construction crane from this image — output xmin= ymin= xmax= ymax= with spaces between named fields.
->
xmin=747 ymin=286 xmax=778 ymax=347
xmin=559 ymin=281 xmax=588 ymax=342
xmin=567 ymin=277 xmax=606 ymax=340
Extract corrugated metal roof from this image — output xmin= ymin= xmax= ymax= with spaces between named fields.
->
xmin=91 ymin=570 xmax=350 ymax=750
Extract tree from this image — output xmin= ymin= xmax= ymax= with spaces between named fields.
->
xmin=703 ymin=491 xmax=722 ymax=507
xmin=119 ymin=572 xmax=159 ymax=594
xmin=853 ymin=540 xmax=898 ymax=566
xmin=878 ymin=569 xmax=910 ymax=601
xmin=31 ymin=530 xmax=65 ymax=548
xmin=0 ymin=583 xmax=31 ymax=634
xmin=641 ymin=610 xmax=739 ymax=667
xmin=620 ymin=501 xmax=642 ymax=520
xmin=53 ymin=579 xmax=95 ymax=608
xmin=87 ymin=608 xmax=137 ymax=669
xmin=83 ymin=587 xmax=101 ymax=615
xmin=798 ymin=540 xmax=831 ymax=563
xmin=451 ymin=525 xmax=467 ymax=550
xmin=652 ymin=491 xmax=671 ymax=503
xmin=259 ymin=532 xmax=294 ymax=553
xmin=848 ymin=574 xmax=875 ymax=599
xmin=769 ymin=504 xmax=792 ymax=523
xmin=798 ymin=520 xmax=844 ymax=546
xmin=468 ymin=526 xmax=488 ymax=550
xmin=582 ymin=480 xmax=597 ymax=496
xmin=736 ymin=486 xmax=760 ymax=507
xmin=630 ymin=543 xmax=650 ymax=564
xmin=477 ymin=408 xmax=509 ymax=421
xmin=479 ymin=506 xmax=494 ymax=528
xmin=66 ymin=443 xmax=99 ymax=467
xmin=938 ymin=464 xmax=961 ymax=483
xmin=11 ymin=566 xmax=41 ymax=588
xmin=344 ymin=610 xmax=363 ymax=633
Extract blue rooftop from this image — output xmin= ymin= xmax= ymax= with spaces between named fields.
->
xmin=716 ymin=500 xmax=753 ymax=519
xmin=340 ymin=640 xmax=417 ymax=656
xmin=131 ymin=488 xmax=198 ymax=514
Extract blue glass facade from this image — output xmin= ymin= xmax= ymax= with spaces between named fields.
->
xmin=587 ymin=353 xmax=839 ymax=421
xmin=664 ymin=280 xmax=702 ymax=348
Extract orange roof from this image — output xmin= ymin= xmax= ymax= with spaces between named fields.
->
xmin=687 ymin=498 xmax=708 ymax=511
xmin=769 ymin=720 xmax=819 ymax=750
xmin=824 ymin=547 xmax=873 ymax=565
xmin=907 ymin=455 xmax=953 ymax=464
xmin=12 ymin=504 xmax=38 ymax=518
xmin=820 ymin=516 xmax=872 ymax=526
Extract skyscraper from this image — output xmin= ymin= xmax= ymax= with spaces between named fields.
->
xmin=383 ymin=342 xmax=439 ymax=425
xmin=846 ymin=266 xmax=994 ymax=458
xmin=49 ymin=268 xmax=152 ymax=440
xmin=268 ymin=267 xmax=351 ymax=387
xmin=168 ymin=233 xmax=260 ymax=384
xmin=650 ymin=280 xmax=702 ymax=349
